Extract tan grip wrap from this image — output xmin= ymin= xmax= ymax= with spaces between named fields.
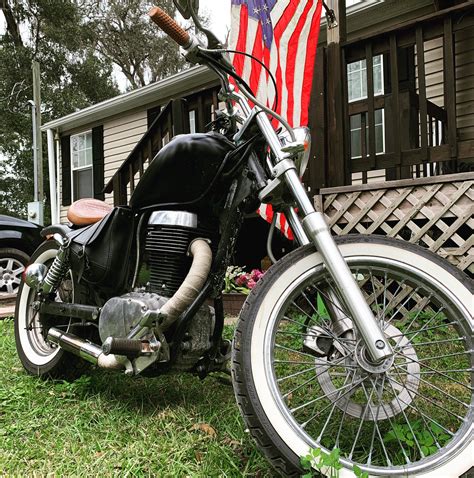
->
xmin=148 ymin=6 xmax=191 ymax=47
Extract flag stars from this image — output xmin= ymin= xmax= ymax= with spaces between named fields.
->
xmin=231 ymin=0 xmax=277 ymax=48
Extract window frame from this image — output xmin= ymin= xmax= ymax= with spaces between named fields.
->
xmin=347 ymin=54 xmax=385 ymax=104
xmin=70 ymin=130 xmax=94 ymax=202
xmin=349 ymin=109 xmax=386 ymax=160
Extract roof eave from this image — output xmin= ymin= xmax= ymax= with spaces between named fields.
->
xmin=42 ymin=65 xmax=217 ymax=133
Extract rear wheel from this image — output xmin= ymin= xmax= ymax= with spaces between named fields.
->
xmin=14 ymin=240 xmax=89 ymax=379
xmin=232 ymin=235 xmax=473 ymax=477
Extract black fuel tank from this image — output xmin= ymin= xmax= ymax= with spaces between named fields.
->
xmin=129 ymin=132 xmax=235 ymax=210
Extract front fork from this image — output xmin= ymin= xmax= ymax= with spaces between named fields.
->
xmin=282 ymin=167 xmax=393 ymax=363
xmin=228 ymin=88 xmax=392 ymax=362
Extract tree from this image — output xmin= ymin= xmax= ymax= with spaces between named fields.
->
xmin=0 ymin=0 xmax=119 ymax=217
xmin=0 ymin=0 xmax=199 ymax=217
xmin=87 ymin=0 xmax=189 ymax=90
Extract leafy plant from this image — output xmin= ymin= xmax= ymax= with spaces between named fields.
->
xmin=383 ymin=420 xmax=449 ymax=460
xmin=300 ymin=447 xmax=369 ymax=478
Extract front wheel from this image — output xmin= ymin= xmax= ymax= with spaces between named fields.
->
xmin=232 ymin=235 xmax=473 ymax=477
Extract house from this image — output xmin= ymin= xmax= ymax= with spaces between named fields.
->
xmin=42 ymin=0 xmax=473 ymax=273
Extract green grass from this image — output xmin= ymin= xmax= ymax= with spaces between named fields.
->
xmin=0 ymin=319 xmax=273 ymax=477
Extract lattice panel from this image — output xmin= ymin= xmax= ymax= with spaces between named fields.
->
xmin=318 ymin=177 xmax=473 ymax=275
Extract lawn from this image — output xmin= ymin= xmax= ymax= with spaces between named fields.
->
xmin=0 ymin=318 xmax=273 ymax=477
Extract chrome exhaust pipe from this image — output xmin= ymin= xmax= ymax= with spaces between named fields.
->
xmin=47 ymin=328 xmax=127 ymax=370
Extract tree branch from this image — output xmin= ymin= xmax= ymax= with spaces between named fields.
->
xmin=1 ymin=2 xmax=24 ymax=47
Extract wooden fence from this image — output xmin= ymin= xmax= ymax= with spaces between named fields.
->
xmin=316 ymin=172 xmax=473 ymax=275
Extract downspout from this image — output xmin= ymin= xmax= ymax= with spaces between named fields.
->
xmin=55 ymin=130 xmax=61 ymax=224
xmin=46 ymin=129 xmax=57 ymax=225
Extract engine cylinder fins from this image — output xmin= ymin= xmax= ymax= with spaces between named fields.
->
xmin=145 ymin=218 xmax=218 ymax=297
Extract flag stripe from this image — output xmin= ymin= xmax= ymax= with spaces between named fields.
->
xmin=300 ymin=1 xmax=322 ymax=125
xmin=230 ymin=0 xmax=322 ymax=241
xmin=285 ymin=0 xmax=314 ymax=127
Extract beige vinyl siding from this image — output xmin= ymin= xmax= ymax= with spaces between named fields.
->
xmin=57 ymin=109 xmax=148 ymax=222
xmin=421 ymin=15 xmax=474 ymax=142
xmin=103 ymin=110 xmax=148 ymax=205
xmin=351 ymin=169 xmax=386 ymax=185
xmin=59 ymin=156 xmax=67 ymax=223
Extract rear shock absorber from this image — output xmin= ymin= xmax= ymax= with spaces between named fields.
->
xmin=42 ymin=235 xmax=71 ymax=295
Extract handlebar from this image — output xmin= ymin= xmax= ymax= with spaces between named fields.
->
xmin=148 ymin=6 xmax=191 ymax=47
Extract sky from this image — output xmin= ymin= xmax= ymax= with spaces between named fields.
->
xmin=199 ymin=0 xmax=232 ymax=43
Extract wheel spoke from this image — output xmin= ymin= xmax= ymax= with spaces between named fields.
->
xmin=315 ymin=373 xmax=352 ymax=442
xmin=366 ymin=378 xmax=414 ymax=465
xmin=390 ymin=366 xmax=470 ymax=407
xmin=385 ymin=287 xmax=419 ymax=326
xmin=393 ymin=353 xmax=473 ymax=391
xmin=385 ymin=377 xmax=426 ymax=458
xmin=291 ymin=377 xmax=366 ymax=414
xmin=300 ymin=377 xmax=365 ymax=429
xmin=277 ymin=366 xmax=316 ymax=383
xmin=387 ymin=375 xmax=466 ymax=421
xmin=281 ymin=354 xmax=350 ymax=397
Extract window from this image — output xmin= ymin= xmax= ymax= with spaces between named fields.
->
xmin=71 ymin=131 xmax=93 ymax=200
xmin=350 ymin=109 xmax=385 ymax=158
xmin=347 ymin=55 xmax=385 ymax=159
xmin=347 ymin=55 xmax=384 ymax=102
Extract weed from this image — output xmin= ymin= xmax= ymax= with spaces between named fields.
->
xmin=300 ymin=447 xmax=369 ymax=478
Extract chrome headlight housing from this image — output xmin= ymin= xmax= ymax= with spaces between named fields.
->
xmin=279 ymin=127 xmax=311 ymax=176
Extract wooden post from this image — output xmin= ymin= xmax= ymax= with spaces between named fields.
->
xmin=326 ymin=0 xmax=347 ymax=186
xmin=308 ymin=46 xmax=327 ymax=191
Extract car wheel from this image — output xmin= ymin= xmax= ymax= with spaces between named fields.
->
xmin=0 ymin=247 xmax=30 ymax=295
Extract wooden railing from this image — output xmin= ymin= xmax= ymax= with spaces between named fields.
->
xmin=104 ymin=86 xmax=220 ymax=205
xmin=309 ymin=2 xmax=474 ymax=190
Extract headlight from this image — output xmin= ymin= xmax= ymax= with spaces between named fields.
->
xmin=279 ymin=127 xmax=311 ymax=176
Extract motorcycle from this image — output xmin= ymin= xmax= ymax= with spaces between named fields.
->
xmin=15 ymin=1 xmax=473 ymax=476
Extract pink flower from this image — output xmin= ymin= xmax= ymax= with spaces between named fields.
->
xmin=250 ymin=269 xmax=264 ymax=282
xmin=235 ymin=275 xmax=248 ymax=286
xmin=247 ymin=279 xmax=257 ymax=289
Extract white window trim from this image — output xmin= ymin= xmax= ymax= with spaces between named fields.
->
xmin=350 ymin=109 xmax=386 ymax=159
xmin=348 ymin=55 xmax=385 ymax=103
xmin=70 ymin=130 xmax=94 ymax=202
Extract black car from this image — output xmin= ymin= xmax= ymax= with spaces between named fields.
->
xmin=0 ymin=214 xmax=43 ymax=295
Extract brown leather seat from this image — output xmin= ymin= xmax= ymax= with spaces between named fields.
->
xmin=67 ymin=198 xmax=113 ymax=226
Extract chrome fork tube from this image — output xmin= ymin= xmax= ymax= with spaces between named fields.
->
xmin=234 ymin=94 xmax=392 ymax=361
xmin=284 ymin=168 xmax=393 ymax=362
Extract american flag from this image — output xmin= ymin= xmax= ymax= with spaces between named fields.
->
xmin=229 ymin=0 xmax=323 ymax=241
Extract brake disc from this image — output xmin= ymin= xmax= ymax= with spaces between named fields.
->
xmin=313 ymin=323 xmax=420 ymax=420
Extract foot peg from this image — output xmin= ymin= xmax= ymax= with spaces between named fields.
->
xmin=102 ymin=337 xmax=161 ymax=357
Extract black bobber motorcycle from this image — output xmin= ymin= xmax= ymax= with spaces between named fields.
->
xmin=15 ymin=1 xmax=473 ymax=476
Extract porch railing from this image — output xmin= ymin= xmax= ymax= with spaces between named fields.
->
xmin=309 ymin=1 xmax=474 ymax=190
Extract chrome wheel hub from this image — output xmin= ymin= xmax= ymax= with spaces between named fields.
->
xmin=0 ymin=258 xmax=24 ymax=294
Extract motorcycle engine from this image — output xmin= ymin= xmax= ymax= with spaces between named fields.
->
xmin=98 ymin=211 xmax=219 ymax=373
